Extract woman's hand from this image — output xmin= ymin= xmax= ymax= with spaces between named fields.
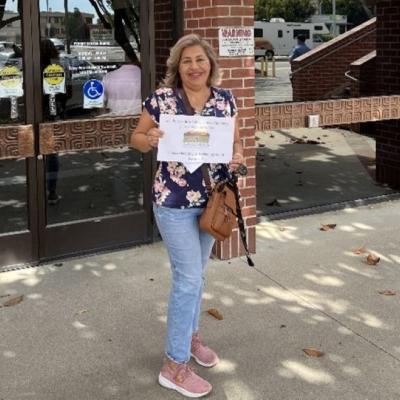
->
xmin=229 ymin=152 xmax=244 ymax=172
xmin=146 ymin=127 xmax=164 ymax=148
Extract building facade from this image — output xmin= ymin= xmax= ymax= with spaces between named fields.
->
xmin=0 ymin=0 xmax=398 ymax=270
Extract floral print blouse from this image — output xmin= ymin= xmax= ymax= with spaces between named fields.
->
xmin=144 ymin=87 xmax=237 ymax=208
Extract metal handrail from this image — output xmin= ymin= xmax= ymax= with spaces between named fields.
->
xmin=344 ymin=70 xmax=359 ymax=82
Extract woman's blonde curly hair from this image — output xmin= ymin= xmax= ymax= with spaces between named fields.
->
xmin=161 ymin=34 xmax=222 ymax=88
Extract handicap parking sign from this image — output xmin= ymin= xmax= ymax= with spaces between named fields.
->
xmin=83 ymin=79 xmax=104 ymax=109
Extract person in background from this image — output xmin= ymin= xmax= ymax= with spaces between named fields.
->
xmin=130 ymin=34 xmax=244 ymax=398
xmin=40 ymin=38 xmax=63 ymax=205
xmin=102 ymin=48 xmax=141 ymax=116
xmin=289 ymin=34 xmax=311 ymax=63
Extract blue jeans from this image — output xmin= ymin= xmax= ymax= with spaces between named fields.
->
xmin=153 ymin=204 xmax=215 ymax=364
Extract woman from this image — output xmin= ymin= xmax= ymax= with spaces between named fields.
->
xmin=131 ymin=34 xmax=244 ymax=398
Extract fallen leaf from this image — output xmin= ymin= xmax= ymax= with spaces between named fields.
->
xmin=258 ymin=143 xmax=266 ymax=148
xmin=0 ymin=294 xmax=11 ymax=299
xmin=75 ymin=309 xmax=89 ymax=315
xmin=207 ymin=308 xmax=223 ymax=320
xmin=3 ymin=295 xmax=24 ymax=307
xmin=270 ymin=134 xmax=275 ymax=138
xmin=303 ymin=347 xmax=324 ymax=357
xmin=266 ymin=199 xmax=282 ymax=207
xmin=353 ymin=247 xmax=367 ymax=255
xmin=255 ymin=136 xmax=260 ymax=141
xmin=364 ymin=253 xmax=380 ymax=265
xmin=378 ymin=290 xmax=396 ymax=296
xmin=278 ymin=226 xmax=286 ymax=231
xmin=320 ymin=224 xmax=337 ymax=231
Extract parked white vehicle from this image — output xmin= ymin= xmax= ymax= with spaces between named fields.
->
xmin=254 ymin=20 xmax=330 ymax=57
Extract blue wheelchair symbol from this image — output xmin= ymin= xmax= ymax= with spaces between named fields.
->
xmin=83 ymin=79 xmax=103 ymax=100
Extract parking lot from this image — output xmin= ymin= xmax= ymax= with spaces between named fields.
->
xmin=255 ymin=59 xmax=293 ymax=105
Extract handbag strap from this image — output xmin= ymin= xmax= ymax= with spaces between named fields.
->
xmin=177 ymin=88 xmax=195 ymax=116
xmin=179 ymin=88 xmax=213 ymax=193
xmin=201 ymin=164 xmax=212 ymax=194
xmin=230 ymin=176 xmax=254 ymax=267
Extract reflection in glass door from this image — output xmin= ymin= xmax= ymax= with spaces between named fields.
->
xmin=35 ymin=0 xmax=153 ymax=260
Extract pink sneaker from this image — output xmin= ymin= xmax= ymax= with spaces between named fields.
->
xmin=158 ymin=360 xmax=212 ymax=398
xmin=191 ymin=333 xmax=219 ymax=368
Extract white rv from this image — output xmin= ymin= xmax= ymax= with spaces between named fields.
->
xmin=254 ymin=20 xmax=330 ymax=58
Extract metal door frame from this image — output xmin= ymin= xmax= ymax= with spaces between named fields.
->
xmin=0 ymin=0 xmax=40 ymax=269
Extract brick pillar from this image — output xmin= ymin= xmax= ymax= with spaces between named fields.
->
xmin=154 ymin=1 xmax=175 ymax=84
xmin=375 ymin=0 xmax=400 ymax=189
xmin=184 ymin=0 xmax=256 ymax=258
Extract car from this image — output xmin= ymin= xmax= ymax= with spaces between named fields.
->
xmin=49 ymin=38 xmax=65 ymax=51
xmin=0 ymin=41 xmax=16 ymax=51
xmin=254 ymin=37 xmax=275 ymax=60
xmin=0 ymin=50 xmax=23 ymax=69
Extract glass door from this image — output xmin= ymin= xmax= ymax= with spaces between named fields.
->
xmin=0 ymin=0 xmax=38 ymax=269
xmin=33 ymin=0 xmax=154 ymax=260
xmin=1 ymin=0 xmax=154 ymax=269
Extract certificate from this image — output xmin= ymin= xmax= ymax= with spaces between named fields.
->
xmin=158 ymin=114 xmax=234 ymax=169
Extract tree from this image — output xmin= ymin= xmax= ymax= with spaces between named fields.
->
xmin=0 ymin=0 xmax=22 ymax=30
xmin=66 ymin=8 xmax=90 ymax=43
xmin=88 ymin=0 xmax=140 ymax=61
xmin=255 ymin=0 xmax=316 ymax=22
xmin=321 ymin=0 xmax=374 ymax=27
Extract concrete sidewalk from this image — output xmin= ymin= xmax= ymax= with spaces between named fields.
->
xmin=1 ymin=199 xmax=400 ymax=399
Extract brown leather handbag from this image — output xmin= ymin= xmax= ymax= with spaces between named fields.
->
xmin=199 ymin=177 xmax=237 ymax=242
xmin=199 ymin=165 xmax=254 ymax=267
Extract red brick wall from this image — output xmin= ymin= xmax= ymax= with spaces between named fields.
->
xmin=350 ymin=51 xmax=377 ymax=97
xmin=184 ymin=0 xmax=256 ymax=259
xmin=154 ymin=1 xmax=174 ymax=84
xmin=375 ymin=0 xmax=400 ymax=189
xmin=350 ymin=51 xmax=377 ymax=136
xmin=292 ymin=18 xmax=376 ymax=101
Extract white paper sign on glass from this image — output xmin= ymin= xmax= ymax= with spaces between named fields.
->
xmin=158 ymin=114 xmax=234 ymax=168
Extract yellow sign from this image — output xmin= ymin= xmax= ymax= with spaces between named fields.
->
xmin=43 ymin=64 xmax=65 ymax=85
xmin=0 ymin=66 xmax=22 ymax=88
xmin=43 ymin=63 xmax=66 ymax=94
xmin=0 ymin=66 xmax=23 ymax=98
